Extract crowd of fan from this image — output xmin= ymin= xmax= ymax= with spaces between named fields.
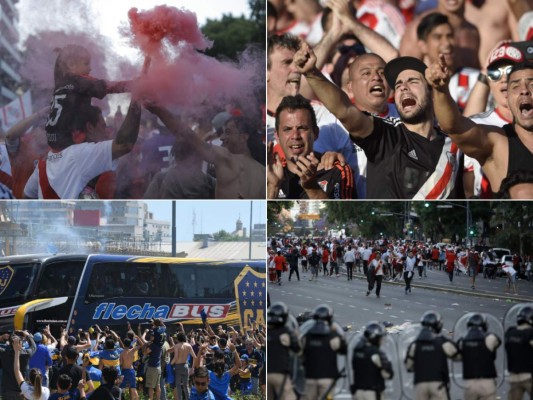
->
xmin=267 ymin=0 xmax=533 ymax=199
xmin=268 ymin=235 xmax=533 ymax=292
xmin=0 ymin=318 xmax=266 ymax=400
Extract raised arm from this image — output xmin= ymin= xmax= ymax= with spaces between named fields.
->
xmin=4 ymin=107 xmax=48 ymax=141
xmin=328 ymin=0 xmax=399 ymax=62
xmin=145 ymin=105 xmax=228 ymax=166
xmin=426 ymin=54 xmax=497 ymax=163
xmin=111 ymin=98 xmax=141 ymax=160
xmin=294 ymin=41 xmax=374 ymax=139
xmin=12 ymin=337 xmax=25 ymax=385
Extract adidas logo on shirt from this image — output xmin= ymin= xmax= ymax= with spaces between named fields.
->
xmin=408 ymin=149 xmax=418 ymax=160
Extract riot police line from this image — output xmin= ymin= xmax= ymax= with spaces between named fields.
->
xmin=267 ymin=301 xmax=533 ymax=400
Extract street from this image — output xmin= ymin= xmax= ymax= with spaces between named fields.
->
xmin=268 ymin=263 xmax=533 ymax=400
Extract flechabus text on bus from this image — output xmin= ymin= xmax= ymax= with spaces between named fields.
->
xmin=92 ymin=303 xmax=231 ymax=320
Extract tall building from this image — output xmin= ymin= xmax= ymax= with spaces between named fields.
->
xmin=0 ymin=0 xmax=22 ymax=106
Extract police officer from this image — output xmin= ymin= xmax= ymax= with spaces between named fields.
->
xmin=351 ymin=322 xmax=394 ymax=400
xmin=505 ymin=305 xmax=533 ymax=400
xmin=302 ymin=304 xmax=347 ymax=400
xmin=456 ymin=313 xmax=501 ymax=400
xmin=267 ymin=302 xmax=301 ymax=400
xmin=405 ymin=311 xmax=459 ymax=400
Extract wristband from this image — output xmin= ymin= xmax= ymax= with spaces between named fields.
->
xmin=477 ymin=73 xmax=488 ymax=86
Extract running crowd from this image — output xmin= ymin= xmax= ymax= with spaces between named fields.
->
xmin=267 ymin=0 xmax=533 ymax=199
xmin=268 ymin=234 xmax=533 ymax=294
xmin=0 ymin=45 xmax=265 ymax=200
xmin=0 ymin=318 xmax=266 ymax=400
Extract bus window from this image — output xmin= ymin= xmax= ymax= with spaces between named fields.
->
xmin=0 ymin=263 xmax=37 ymax=301
xmin=168 ymin=265 xmax=196 ymax=298
xmin=168 ymin=264 xmax=237 ymax=299
xmin=36 ymin=261 xmax=85 ymax=298
xmin=195 ymin=266 xmax=234 ymax=298
xmin=85 ymin=262 xmax=168 ymax=303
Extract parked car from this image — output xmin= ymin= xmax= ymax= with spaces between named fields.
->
xmin=497 ymin=253 xmax=514 ymax=277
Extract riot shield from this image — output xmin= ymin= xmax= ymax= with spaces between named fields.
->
xmin=451 ymin=312 xmax=505 ymax=390
xmin=346 ymin=331 xmax=403 ymax=400
xmin=295 ymin=320 xmax=347 ymax=399
xmin=503 ymin=302 xmax=533 ymax=331
xmin=396 ymin=322 xmax=422 ymax=400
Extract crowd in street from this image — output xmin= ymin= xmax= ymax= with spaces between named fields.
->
xmin=268 ymin=235 xmax=533 ymax=295
xmin=0 ymin=318 xmax=265 ymax=400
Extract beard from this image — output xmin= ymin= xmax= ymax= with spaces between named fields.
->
xmin=398 ymin=99 xmax=430 ymax=125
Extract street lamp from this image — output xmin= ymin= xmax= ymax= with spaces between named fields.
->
xmin=434 ymin=201 xmax=471 ymax=247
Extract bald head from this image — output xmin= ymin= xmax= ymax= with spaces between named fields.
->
xmin=348 ymin=53 xmax=390 ymax=115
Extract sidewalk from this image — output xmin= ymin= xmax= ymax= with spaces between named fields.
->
xmin=329 ymin=263 xmax=533 ymax=302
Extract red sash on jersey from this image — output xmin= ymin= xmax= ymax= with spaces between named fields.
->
xmin=413 ymin=138 xmax=459 ymax=199
xmin=0 ymin=170 xmax=13 ymax=190
xmin=38 ymin=158 xmax=60 ymax=199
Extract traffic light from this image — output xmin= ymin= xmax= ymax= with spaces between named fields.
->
xmin=424 ymin=202 xmax=430 ymax=208
xmin=371 ymin=210 xmax=375 ymax=215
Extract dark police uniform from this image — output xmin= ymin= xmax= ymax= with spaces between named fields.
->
xmin=351 ymin=338 xmax=393 ymax=399
xmin=457 ymin=329 xmax=501 ymax=400
xmin=505 ymin=325 xmax=533 ymax=400
xmin=267 ymin=325 xmax=301 ymax=400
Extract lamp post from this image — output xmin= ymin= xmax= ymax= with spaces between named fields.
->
xmin=432 ymin=202 xmax=471 ymax=247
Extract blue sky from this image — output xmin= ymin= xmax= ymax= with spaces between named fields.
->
xmin=145 ymin=200 xmax=266 ymax=241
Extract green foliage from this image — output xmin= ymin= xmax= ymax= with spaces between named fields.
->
xmin=213 ymin=229 xmax=241 ymax=242
xmin=202 ymin=4 xmax=265 ymax=61
xmin=491 ymin=201 xmax=533 ymax=254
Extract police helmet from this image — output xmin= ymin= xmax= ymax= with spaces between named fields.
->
xmin=517 ymin=306 xmax=533 ymax=326
xmin=467 ymin=313 xmax=487 ymax=332
xmin=364 ymin=321 xmax=385 ymax=346
xmin=420 ymin=311 xmax=443 ymax=333
xmin=313 ymin=304 xmax=333 ymax=324
xmin=268 ymin=302 xmax=289 ymax=327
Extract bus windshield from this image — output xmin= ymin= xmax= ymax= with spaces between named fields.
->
xmin=0 ymin=263 xmax=38 ymax=302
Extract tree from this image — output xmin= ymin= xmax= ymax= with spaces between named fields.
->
xmin=213 ymin=230 xmax=240 ymax=241
xmin=491 ymin=202 xmax=533 ymax=255
xmin=202 ymin=12 xmax=264 ymax=61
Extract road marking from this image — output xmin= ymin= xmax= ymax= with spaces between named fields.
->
xmin=390 ymin=315 xmax=398 ymax=318
xmin=362 ymin=308 xmax=369 ymax=311
xmin=339 ymin=303 xmax=345 ymax=306
xmin=376 ymin=311 xmax=384 ymax=315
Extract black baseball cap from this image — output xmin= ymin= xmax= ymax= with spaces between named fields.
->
xmin=384 ymin=57 xmax=428 ymax=89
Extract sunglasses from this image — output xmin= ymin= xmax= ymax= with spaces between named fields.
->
xmin=337 ymin=44 xmax=366 ymax=56
xmin=487 ymin=65 xmax=513 ymax=82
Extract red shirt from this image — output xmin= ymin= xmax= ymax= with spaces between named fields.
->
xmin=274 ymin=255 xmax=286 ymax=271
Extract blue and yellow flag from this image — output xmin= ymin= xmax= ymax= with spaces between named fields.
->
xmin=234 ymin=266 xmax=266 ymax=331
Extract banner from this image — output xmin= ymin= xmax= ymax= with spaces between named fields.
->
xmin=234 ymin=266 xmax=266 ymax=331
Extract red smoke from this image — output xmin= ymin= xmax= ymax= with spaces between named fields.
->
xmin=127 ymin=5 xmax=212 ymax=58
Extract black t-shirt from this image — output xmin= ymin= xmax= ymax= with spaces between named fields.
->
xmin=279 ymin=156 xmax=355 ymax=199
xmin=45 ymin=74 xmax=108 ymax=149
xmin=353 ymin=116 xmax=459 ymax=199
xmin=88 ymin=384 xmax=120 ymax=400
xmin=51 ymin=363 xmax=84 ymax=388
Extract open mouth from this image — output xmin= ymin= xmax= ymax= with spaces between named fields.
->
xmin=401 ymin=97 xmax=417 ymax=109
xmin=519 ymin=102 xmax=533 ymax=118
xmin=288 ymin=143 xmax=305 ymax=155
xmin=370 ymin=85 xmax=385 ymax=96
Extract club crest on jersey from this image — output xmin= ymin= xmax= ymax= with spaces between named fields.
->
xmin=0 ymin=266 xmax=14 ymax=296
xmin=318 ymin=180 xmax=328 ymax=192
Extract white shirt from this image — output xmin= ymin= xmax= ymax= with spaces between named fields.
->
xmin=21 ymin=382 xmax=50 ymax=400
xmin=371 ymin=258 xmax=384 ymax=275
xmin=24 ymin=141 xmax=115 ymax=199
xmin=344 ymin=250 xmax=356 ymax=263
